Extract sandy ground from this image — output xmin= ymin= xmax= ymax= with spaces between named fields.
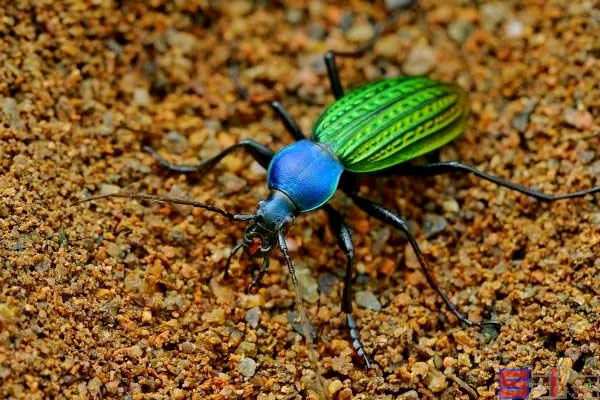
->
xmin=1 ymin=0 xmax=600 ymax=399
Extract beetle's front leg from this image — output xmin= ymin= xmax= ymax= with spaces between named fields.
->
xmin=144 ymin=139 xmax=274 ymax=174
xmin=324 ymin=204 xmax=372 ymax=368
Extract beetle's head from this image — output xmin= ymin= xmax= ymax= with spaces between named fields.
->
xmin=240 ymin=190 xmax=296 ymax=258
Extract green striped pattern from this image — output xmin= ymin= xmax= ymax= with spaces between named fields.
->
xmin=311 ymin=77 xmax=469 ymax=173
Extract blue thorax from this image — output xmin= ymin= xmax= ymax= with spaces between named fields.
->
xmin=267 ymin=140 xmax=344 ymax=212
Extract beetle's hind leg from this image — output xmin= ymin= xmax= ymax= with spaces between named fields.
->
xmin=392 ymin=161 xmax=600 ymax=202
xmin=349 ymin=194 xmax=499 ymax=328
xmin=144 ymin=139 xmax=274 ymax=174
xmin=324 ymin=204 xmax=372 ymax=368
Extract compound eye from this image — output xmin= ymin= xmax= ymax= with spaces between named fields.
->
xmin=248 ymin=237 xmax=262 ymax=256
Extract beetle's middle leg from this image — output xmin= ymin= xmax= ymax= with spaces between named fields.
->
xmin=324 ymin=204 xmax=372 ymax=368
xmin=144 ymin=139 xmax=273 ymax=174
xmin=349 ymin=193 xmax=499 ymax=328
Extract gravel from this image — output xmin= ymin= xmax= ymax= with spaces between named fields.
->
xmin=3 ymin=1 xmax=599 ymax=398
xmin=238 ymin=357 xmax=257 ymax=378
xmin=355 ymin=291 xmax=382 ymax=312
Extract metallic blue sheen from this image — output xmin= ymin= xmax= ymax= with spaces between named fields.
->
xmin=267 ymin=140 xmax=344 ymax=212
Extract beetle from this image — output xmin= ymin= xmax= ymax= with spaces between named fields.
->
xmin=76 ymin=52 xmax=600 ymax=368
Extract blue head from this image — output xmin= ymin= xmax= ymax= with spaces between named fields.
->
xmin=240 ymin=190 xmax=297 ymax=257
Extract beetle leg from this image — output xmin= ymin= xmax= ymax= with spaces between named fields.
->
xmin=349 ymin=194 xmax=499 ymax=327
xmin=143 ymin=139 xmax=274 ymax=174
xmin=391 ymin=161 xmax=600 ymax=202
xmin=323 ymin=0 xmax=419 ymax=101
xmin=324 ymin=52 xmax=345 ymax=100
xmin=223 ymin=242 xmax=245 ymax=280
xmin=270 ymin=101 xmax=305 ymax=141
xmin=324 ymin=204 xmax=372 ymax=369
xmin=247 ymin=257 xmax=270 ymax=293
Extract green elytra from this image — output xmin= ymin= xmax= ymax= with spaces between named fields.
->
xmin=312 ymin=76 xmax=468 ymax=172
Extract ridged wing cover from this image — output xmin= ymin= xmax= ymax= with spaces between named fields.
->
xmin=311 ymin=77 xmax=469 ymax=172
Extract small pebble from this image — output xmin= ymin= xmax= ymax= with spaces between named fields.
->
xmin=564 ymin=347 xmax=582 ymax=363
xmin=355 ymin=291 xmax=381 ymax=312
xmin=384 ymin=0 xmax=415 ymax=10
xmin=481 ymin=3 xmax=509 ymax=28
xmin=338 ymin=388 xmax=352 ymax=400
xmin=425 ymin=369 xmax=448 ymax=393
xmin=411 ymin=362 xmax=428 ymax=377
xmin=308 ymin=24 xmax=326 ymax=40
xmin=181 ymin=341 xmax=196 ymax=354
xmin=296 ymin=266 xmax=319 ymax=303
xmin=133 ymin=88 xmax=151 ymax=106
xmin=87 ymin=377 xmax=102 ymax=397
xmin=505 ymin=19 xmax=525 ymax=38
xmin=447 ymin=20 xmax=474 ymax=44
xmin=564 ymin=108 xmax=593 ymax=130
xmin=106 ymin=242 xmax=121 ymax=258
xmin=165 ymin=30 xmax=197 ymax=54
xmin=285 ymin=9 xmax=304 ymax=24
xmin=340 ymin=12 xmax=354 ymax=31
xmin=162 ymin=130 xmax=188 ymax=155
xmin=217 ymin=172 xmax=247 ymax=195
xmin=345 ymin=23 xmax=375 ymax=43
xmin=328 ymin=379 xmax=343 ymax=396
xmin=512 ymin=111 xmax=531 ymax=132
xmin=584 ymin=356 xmax=598 ymax=368
xmin=99 ymin=111 xmax=114 ymax=136
xmin=442 ymin=199 xmax=459 ymax=213
xmin=578 ymin=150 xmax=595 ymax=164
xmin=591 ymin=213 xmax=600 ymax=229
xmin=375 ymin=35 xmax=402 ymax=58
xmin=422 ymin=213 xmax=448 ymax=239
xmin=0 ymin=304 xmax=14 ymax=323
xmin=287 ymin=312 xmax=316 ymax=338
xmin=245 ymin=307 xmax=261 ymax=329
xmin=399 ymin=390 xmax=419 ymax=399
xmin=404 ymin=243 xmax=420 ymax=270
xmin=2 ymin=97 xmax=23 ymax=127
xmin=141 ymin=310 xmax=152 ymax=323
xmin=403 ymin=45 xmax=437 ymax=75
xmin=129 ymin=345 xmax=143 ymax=359
xmin=440 ymin=386 xmax=457 ymax=400
xmin=105 ymin=380 xmax=119 ymax=394
xmin=372 ymin=226 xmax=391 ymax=255
xmin=106 ymin=39 xmax=122 ymax=55
xmin=569 ymin=318 xmax=590 ymax=335
xmin=202 ymin=309 xmax=226 ymax=324
xmin=457 ymin=353 xmax=472 ymax=367
xmin=99 ymin=184 xmax=121 ymax=196
xmin=317 ymin=272 xmax=337 ymax=296
xmin=238 ymin=357 xmax=257 ymax=378
xmin=237 ymin=342 xmax=257 ymax=357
